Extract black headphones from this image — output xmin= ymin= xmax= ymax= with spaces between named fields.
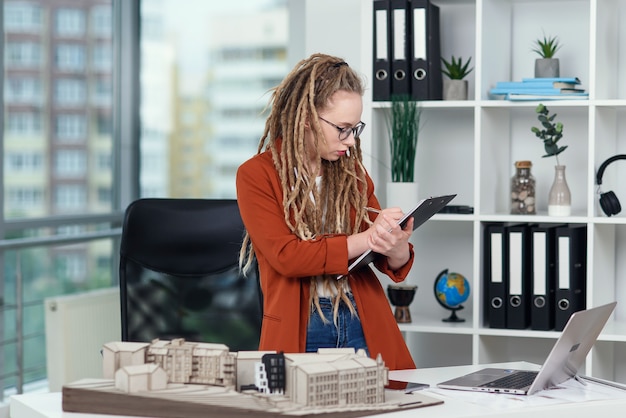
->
xmin=596 ymin=154 xmax=626 ymax=216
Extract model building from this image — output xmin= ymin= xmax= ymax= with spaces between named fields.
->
xmin=102 ymin=338 xmax=387 ymax=407
xmin=64 ymin=339 xmax=443 ymax=417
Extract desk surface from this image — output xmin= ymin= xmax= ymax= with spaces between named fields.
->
xmin=10 ymin=362 xmax=626 ymax=418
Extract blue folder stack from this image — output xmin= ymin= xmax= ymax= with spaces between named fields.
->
xmin=489 ymin=77 xmax=588 ymax=101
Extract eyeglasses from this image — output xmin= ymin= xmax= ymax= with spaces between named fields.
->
xmin=319 ymin=117 xmax=366 ymax=141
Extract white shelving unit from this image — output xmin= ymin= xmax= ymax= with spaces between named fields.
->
xmin=359 ymin=0 xmax=626 ymax=383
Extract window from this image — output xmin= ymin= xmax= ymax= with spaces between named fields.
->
xmin=5 ymin=152 xmax=44 ymax=172
xmin=5 ymin=187 xmax=44 ymax=209
xmin=96 ymin=113 xmax=112 ymax=135
xmin=93 ymin=78 xmax=112 ymax=105
xmin=5 ymin=42 xmax=41 ymax=67
xmin=94 ymin=78 xmax=113 ymax=104
xmin=55 ymin=44 xmax=85 ymax=71
xmin=1 ymin=0 xmax=292 ymax=401
xmin=55 ymin=79 xmax=86 ymax=106
xmin=91 ymin=5 xmax=112 ymax=37
xmin=4 ymin=1 xmax=114 ymax=218
xmin=5 ymin=77 xmax=42 ymax=104
xmin=55 ymin=114 xmax=86 ymax=142
xmin=140 ymin=0 xmax=288 ymax=199
xmin=54 ymin=184 xmax=87 ymax=211
xmin=6 ymin=112 xmax=42 ymax=135
xmin=55 ymin=8 xmax=85 ymax=36
xmin=4 ymin=2 xmax=42 ymax=32
xmin=55 ymin=150 xmax=86 ymax=177
xmin=215 ymin=135 xmax=255 ymax=149
xmin=55 ymin=252 xmax=87 ymax=282
xmin=97 ymin=186 xmax=111 ymax=204
xmin=96 ymin=152 xmax=111 ymax=171
xmin=2 ymin=0 xmax=114 ymax=401
xmin=92 ymin=44 xmax=112 ymax=70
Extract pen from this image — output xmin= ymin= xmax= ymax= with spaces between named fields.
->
xmin=365 ymin=207 xmax=381 ymax=214
xmin=581 ymin=375 xmax=626 ymax=391
xmin=399 ymin=400 xmax=423 ymax=407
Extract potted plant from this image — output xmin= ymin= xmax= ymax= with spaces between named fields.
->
xmin=532 ymin=34 xmax=562 ymax=78
xmin=385 ymin=94 xmax=421 ymax=208
xmin=441 ymin=55 xmax=473 ymax=100
xmin=531 ymin=103 xmax=571 ymax=216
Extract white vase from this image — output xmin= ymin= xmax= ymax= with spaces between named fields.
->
xmin=548 ymin=165 xmax=571 ymax=216
xmin=386 ymin=182 xmax=419 ymax=210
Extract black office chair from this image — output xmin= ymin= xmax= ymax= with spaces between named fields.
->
xmin=119 ymin=198 xmax=262 ymax=351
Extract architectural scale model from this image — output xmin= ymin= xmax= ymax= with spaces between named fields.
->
xmin=62 ymin=339 xmax=443 ymax=418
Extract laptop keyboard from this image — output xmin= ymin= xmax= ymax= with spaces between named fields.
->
xmin=479 ymin=371 xmax=538 ymax=389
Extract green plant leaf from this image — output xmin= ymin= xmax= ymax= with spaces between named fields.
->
xmin=386 ymin=95 xmax=421 ymax=182
xmin=532 ymin=103 xmax=566 ymax=162
xmin=441 ymin=56 xmax=473 ymax=80
xmin=532 ymin=34 xmax=561 ymax=58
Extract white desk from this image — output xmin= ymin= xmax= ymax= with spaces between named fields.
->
xmin=10 ymin=362 xmax=626 ymax=418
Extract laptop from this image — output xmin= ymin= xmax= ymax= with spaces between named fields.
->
xmin=437 ymin=301 xmax=617 ymax=395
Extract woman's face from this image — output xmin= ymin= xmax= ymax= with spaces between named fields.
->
xmin=306 ymin=90 xmax=363 ymax=169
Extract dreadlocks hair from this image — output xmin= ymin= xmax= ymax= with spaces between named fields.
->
xmin=239 ymin=53 xmax=372 ymax=324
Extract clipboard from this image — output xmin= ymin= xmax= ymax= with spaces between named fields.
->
xmin=340 ymin=194 xmax=456 ymax=278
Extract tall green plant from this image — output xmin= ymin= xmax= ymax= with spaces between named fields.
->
xmin=386 ymin=95 xmax=421 ymax=182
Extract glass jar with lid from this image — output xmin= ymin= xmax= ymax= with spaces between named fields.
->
xmin=510 ymin=160 xmax=536 ymax=214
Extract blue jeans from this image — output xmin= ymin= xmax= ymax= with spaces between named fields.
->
xmin=306 ymin=293 xmax=369 ymax=356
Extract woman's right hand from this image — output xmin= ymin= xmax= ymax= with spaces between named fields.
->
xmin=370 ymin=207 xmax=404 ymax=229
xmin=346 ymin=207 xmax=406 ymax=261
xmin=367 ymin=207 xmax=413 ymax=270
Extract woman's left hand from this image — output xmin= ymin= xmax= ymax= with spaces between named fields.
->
xmin=368 ymin=213 xmax=414 ymax=270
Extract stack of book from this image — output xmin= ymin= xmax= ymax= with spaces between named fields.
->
xmin=489 ymin=77 xmax=589 ymax=101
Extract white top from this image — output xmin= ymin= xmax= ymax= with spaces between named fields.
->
xmin=313 ymin=175 xmax=352 ymax=298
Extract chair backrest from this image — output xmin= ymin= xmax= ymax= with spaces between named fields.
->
xmin=119 ymin=198 xmax=262 ymax=351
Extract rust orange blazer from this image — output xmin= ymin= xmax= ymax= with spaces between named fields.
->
xmin=236 ymin=150 xmax=416 ymax=370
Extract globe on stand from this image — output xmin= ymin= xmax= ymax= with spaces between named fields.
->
xmin=433 ymin=269 xmax=470 ymax=323
xmin=387 ymin=284 xmax=418 ymax=323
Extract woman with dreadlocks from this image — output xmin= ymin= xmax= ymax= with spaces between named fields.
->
xmin=236 ymin=53 xmax=415 ymax=370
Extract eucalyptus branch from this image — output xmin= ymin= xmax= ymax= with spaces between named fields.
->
xmin=531 ymin=103 xmax=567 ymax=165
